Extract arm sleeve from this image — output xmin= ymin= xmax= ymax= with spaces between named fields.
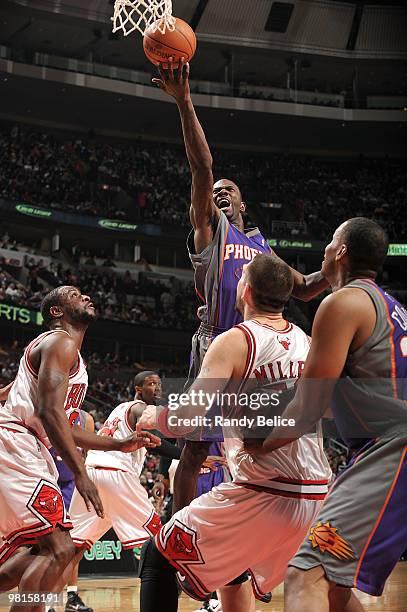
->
xmin=149 ymin=431 xmax=182 ymax=460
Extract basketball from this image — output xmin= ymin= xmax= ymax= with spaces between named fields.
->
xmin=143 ymin=17 xmax=197 ymax=68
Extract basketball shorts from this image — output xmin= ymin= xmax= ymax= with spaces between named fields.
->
xmin=0 ymin=426 xmax=72 ymax=565
xmin=290 ymin=434 xmax=407 ymax=596
xmin=69 ymin=466 xmax=161 ymax=550
xmin=185 ymin=325 xmax=224 ymax=443
xmin=186 ymin=326 xmax=213 ymax=387
xmin=155 ymin=480 xmax=324 ymax=601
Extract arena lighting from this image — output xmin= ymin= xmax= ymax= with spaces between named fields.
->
xmin=387 ymin=244 xmax=407 ymax=256
xmin=260 ymin=202 xmax=283 ymax=209
xmin=267 ymin=241 xmax=407 ymax=256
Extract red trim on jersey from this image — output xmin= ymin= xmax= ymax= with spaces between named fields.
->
xmin=4 ymin=521 xmax=48 ymax=545
xmin=125 ymin=401 xmax=143 ymax=432
xmin=121 ymin=537 xmax=150 ymax=549
xmin=239 ymin=327 xmax=252 ymax=380
xmin=0 ymin=422 xmax=49 ymax=448
xmin=68 ymin=355 xmax=81 ymax=379
xmin=72 ymin=538 xmax=93 ymax=551
xmin=235 ymin=323 xmax=257 ymax=393
xmin=0 ymin=543 xmax=20 ymax=565
xmin=195 ymin=286 xmax=205 ymax=304
xmin=24 ymin=330 xmax=66 ymax=377
xmin=4 ymin=518 xmax=72 ymax=550
xmin=237 ymin=323 xmax=257 ymax=378
xmin=271 ymin=477 xmax=330 ymax=486
xmin=25 ymin=352 xmax=38 ymax=378
xmin=125 ymin=404 xmax=134 ymax=432
xmin=247 ymin=568 xmax=270 ymax=602
xmin=24 ymin=332 xmax=48 ymax=376
xmin=93 ymin=466 xmax=126 ymax=472
xmin=252 ymin=319 xmax=293 ymax=333
xmin=236 ymin=482 xmax=327 ymax=500
xmin=24 ymin=331 xmax=82 ymax=380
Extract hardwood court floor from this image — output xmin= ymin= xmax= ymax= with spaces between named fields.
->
xmin=1 ymin=563 xmax=406 ymax=611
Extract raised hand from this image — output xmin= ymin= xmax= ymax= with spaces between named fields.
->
xmin=152 ymin=57 xmax=190 ymax=102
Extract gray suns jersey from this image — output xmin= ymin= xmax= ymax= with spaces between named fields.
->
xmin=187 ymin=211 xmax=270 ymax=331
xmin=332 ymin=278 xmax=407 ymax=447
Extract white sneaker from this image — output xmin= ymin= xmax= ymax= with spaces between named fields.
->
xmin=193 ymin=600 xmax=222 ymax=612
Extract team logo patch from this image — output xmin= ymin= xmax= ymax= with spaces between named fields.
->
xmin=309 ymin=521 xmax=355 ymax=560
xmin=30 ymin=482 xmax=64 ymax=525
xmin=144 ymin=512 xmax=161 ymax=537
xmin=163 ymin=524 xmax=201 ymax=563
xmin=278 ymin=336 xmax=291 ymax=351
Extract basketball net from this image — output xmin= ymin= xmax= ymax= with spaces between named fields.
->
xmin=111 ymin=0 xmax=175 ymax=36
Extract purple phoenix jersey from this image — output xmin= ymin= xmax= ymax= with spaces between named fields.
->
xmin=188 ymin=211 xmax=270 ymax=334
xmin=186 ymin=211 xmax=270 ymax=437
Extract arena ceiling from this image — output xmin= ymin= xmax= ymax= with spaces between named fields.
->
xmin=1 ymin=0 xmax=406 ymax=158
xmin=1 ymin=66 xmax=406 ymax=157
xmin=1 ymin=1 xmax=406 ymax=97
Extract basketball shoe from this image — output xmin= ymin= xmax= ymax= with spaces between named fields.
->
xmin=65 ymin=591 xmax=93 ymax=612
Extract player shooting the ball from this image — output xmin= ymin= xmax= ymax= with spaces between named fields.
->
xmin=151 ymin=57 xmax=330 ymax=522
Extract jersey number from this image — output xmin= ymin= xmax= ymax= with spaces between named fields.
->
xmin=65 ymin=383 xmax=87 ymax=411
xmin=99 ymin=417 xmax=120 ymax=438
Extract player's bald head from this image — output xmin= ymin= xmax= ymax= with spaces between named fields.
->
xmin=213 ymin=178 xmax=242 ymax=199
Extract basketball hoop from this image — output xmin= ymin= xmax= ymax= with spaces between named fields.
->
xmin=111 ymin=0 xmax=175 ymax=36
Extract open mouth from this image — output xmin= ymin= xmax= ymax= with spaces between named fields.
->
xmin=216 ymin=197 xmax=231 ymax=209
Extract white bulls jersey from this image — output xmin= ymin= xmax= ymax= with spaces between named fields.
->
xmin=0 ymin=330 xmax=88 ymax=447
xmin=223 ymin=318 xmax=331 ymax=494
xmin=86 ymin=400 xmax=146 ymax=475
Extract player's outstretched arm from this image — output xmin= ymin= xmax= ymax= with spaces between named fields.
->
xmin=71 ymin=422 xmax=161 ymax=452
xmin=36 ymin=335 xmax=104 ymax=517
xmin=267 ymin=246 xmax=328 ymax=301
xmin=245 ymin=290 xmax=366 ymax=454
xmin=152 ymin=58 xmax=219 ymax=252
xmin=139 ymin=328 xmax=246 ymax=436
xmin=291 ymin=268 xmax=329 ymax=301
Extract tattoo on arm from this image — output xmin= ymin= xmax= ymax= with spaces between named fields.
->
xmin=42 ymin=368 xmax=68 ymax=390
